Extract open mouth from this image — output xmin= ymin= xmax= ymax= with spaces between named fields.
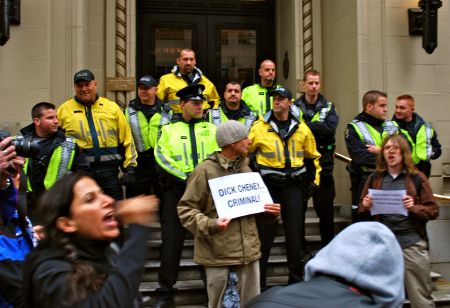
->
xmin=103 ymin=211 xmax=118 ymax=227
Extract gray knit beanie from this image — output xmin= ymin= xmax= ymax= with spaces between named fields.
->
xmin=216 ymin=120 xmax=249 ymax=148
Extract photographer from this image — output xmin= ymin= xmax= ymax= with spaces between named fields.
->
xmin=21 ymin=102 xmax=88 ymax=228
xmin=0 ymin=136 xmax=34 ymax=307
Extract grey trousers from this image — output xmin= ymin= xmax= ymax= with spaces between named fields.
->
xmin=205 ymin=259 xmax=260 ymax=308
xmin=404 ymin=240 xmax=435 ymax=308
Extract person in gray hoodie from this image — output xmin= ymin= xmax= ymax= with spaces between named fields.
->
xmin=246 ymin=221 xmax=405 ymax=308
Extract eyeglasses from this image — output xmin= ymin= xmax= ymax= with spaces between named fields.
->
xmin=383 ymin=145 xmax=400 ymax=151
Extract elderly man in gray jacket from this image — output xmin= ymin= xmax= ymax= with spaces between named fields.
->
xmin=177 ymin=120 xmax=280 ymax=308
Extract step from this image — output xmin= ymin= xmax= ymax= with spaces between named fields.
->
xmin=145 ymin=234 xmax=324 ymax=260
xmin=147 ymin=216 xmax=351 ymax=242
xmin=145 ymin=205 xmax=352 ymax=241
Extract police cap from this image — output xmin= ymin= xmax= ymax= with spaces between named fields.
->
xmin=176 ymin=84 xmax=206 ymax=101
xmin=270 ymin=87 xmax=292 ymax=100
xmin=74 ymin=69 xmax=95 ymax=83
xmin=137 ymin=75 xmax=157 ymax=88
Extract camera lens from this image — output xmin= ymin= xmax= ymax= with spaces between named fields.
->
xmin=12 ymin=136 xmax=41 ymax=158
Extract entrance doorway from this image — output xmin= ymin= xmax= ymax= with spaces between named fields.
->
xmin=137 ymin=0 xmax=275 ymax=93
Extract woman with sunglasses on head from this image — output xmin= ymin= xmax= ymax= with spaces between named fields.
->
xmin=359 ymin=134 xmax=438 ymax=308
xmin=22 ymin=172 xmax=158 ymax=308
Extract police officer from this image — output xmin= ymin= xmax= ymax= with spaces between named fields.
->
xmin=392 ymin=94 xmax=441 ymax=178
xmin=156 ymin=48 xmax=220 ymax=115
xmin=125 ymin=75 xmax=172 ymax=197
xmin=292 ymin=69 xmax=339 ymax=247
xmin=345 ymin=90 xmax=397 ymax=221
xmin=242 ymin=59 xmax=282 ymax=116
xmin=249 ymin=87 xmax=321 ymax=290
xmin=21 ymin=102 xmax=87 ymax=225
xmin=209 ymin=81 xmax=257 ymax=128
xmin=58 ymin=69 xmax=137 ymax=200
xmin=153 ymin=83 xmax=219 ymax=307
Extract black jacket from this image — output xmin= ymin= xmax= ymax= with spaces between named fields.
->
xmin=293 ymin=94 xmax=339 ymax=149
xmin=293 ymin=94 xmax=339 ymax=174
xmin=22 ymin=224 xmax=151 ymax=308
xmin=345 ymin=112 xmax=385 ymax=168
xmin=247 ymin=275 xmax=378 ymax=308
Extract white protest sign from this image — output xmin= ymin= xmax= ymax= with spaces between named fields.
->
xmin=208 ymin=172 xmax=273 ymax=219
xmin=369 ymin=189 xmax=408 ymax=216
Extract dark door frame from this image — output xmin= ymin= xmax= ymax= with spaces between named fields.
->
xmin=136 ymin=0 xmax=275 ymax=88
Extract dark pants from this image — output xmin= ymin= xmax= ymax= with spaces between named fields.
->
xmin=157 ymin=188 xmax=186 ymax=295
xmin=126 ymin=151 xmax=162 ymax=198
xmin=303 ymin=173 xmax=335 ymax=247
xmin=259 ymin=181 xmax=305 ymax=289
xmin=126 ymin=173 xmax=161 ymax=198
xmin=91 ymin=168 xmax=123 ymax=200
xmin=350 ymin=170 xmax=372 ymax=222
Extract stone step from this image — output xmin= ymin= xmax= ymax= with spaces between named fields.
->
xmin=147 ymin=216 xmax=350 ymax=242
xmin=146 ymin=234 xmax=324 ymax=260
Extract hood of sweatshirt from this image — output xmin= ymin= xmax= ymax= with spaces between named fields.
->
xmin=305 ymin=221 xmax=405 ymax=308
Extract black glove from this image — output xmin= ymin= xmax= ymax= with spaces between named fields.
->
xmin=304 ymin=182 xmax=319 ymax=200
xmin=121 ymin=166 xmax=136 ymax=185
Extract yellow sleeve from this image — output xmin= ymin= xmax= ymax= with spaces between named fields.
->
xmin=302 ymin=124 xmax=322 ymax=186
xmin=116 ymin=105 xmax=138 ymax=168
xmin=156 ymin=76 xmax=169 ymax=102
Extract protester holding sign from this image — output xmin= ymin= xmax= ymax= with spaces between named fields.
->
xmin=177 ymin=120 xmax=280 ymax=308
xmin=359 ymin=134 xmax=438 ymax=308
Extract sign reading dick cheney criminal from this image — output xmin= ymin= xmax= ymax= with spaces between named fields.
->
xmin=208 ymin=172 xmax=273 ymax=219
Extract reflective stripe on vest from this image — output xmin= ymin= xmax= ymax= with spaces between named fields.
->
xmin=210 ymin=108 xmax=222 ymax=126
xmin=127 ymin=106 xmax=145 ymax=153
xmin=351 ymin=120 xmax=398 ymax=146
xmin=290 ymin=105 xmax=301 ymax=119
xmin=244 ymin=113 xmax=257 ymax=128
xmin=402 ymin=122 xmax=434 ymax=163
xmin=351 ymin=120 xmax=378 ymax=145
xmin=157 ymin=108 xmax=173 ymax=140
xmin=291 ymin=101 xmax=332 ymax=123
xmin=383 ymin=120 xmax=399 ymax=137
xmin=57 ymin=138 xmax=76 ymax=180
xmin=315 ymin=102 xmax=333 ymax=122
xmin=423 ymin=122 xmax=433 ymax=160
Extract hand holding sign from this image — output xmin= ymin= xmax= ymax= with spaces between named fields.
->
xmin=209 ymin=172 xmax=273 ymax=219
xmin=215 ymin=217 xmax=231 ymax=232
xmin=368 ymin=189 xmax=408 ymax=216
xmin=264 ymin=203 xmax=280 ymax=217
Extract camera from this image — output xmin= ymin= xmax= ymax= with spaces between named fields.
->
xmin=0 ymin=129 xmax=41 ymax=158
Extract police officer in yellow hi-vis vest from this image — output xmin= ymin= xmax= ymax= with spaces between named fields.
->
xmin=249 ymin=87 xmax=321 ymax=291
xmin=152 ymin=83 xmax=219 ymax=307
xmin=345 ymin=90 xmax=398 ymax=221
xmin=392 ymin=94 xmax=441 ymax=178
xmin=242 ymin=59 xmax=282 ymax=116
xmin=208 ymin=81 xmax=257 ymax=128
xmin=58 ymin=69 xmax=137 ymax=200
xmin=156 ymin=48 xmax=220 ymax=116
xmin=292 ymin=69 xmax=339 ymax=248
xmin=21 ymin=102 xmax=88 ymax=227
xmin=125 ymin=75 xmax=172 ymax=198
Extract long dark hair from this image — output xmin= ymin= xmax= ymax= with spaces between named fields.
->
xmin=375 ymin=134 xmax=418 ymax=176
xmin=36 ymin=172 xmax=106 ymax=305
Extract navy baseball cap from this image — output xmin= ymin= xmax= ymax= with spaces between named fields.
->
xmin=74 ymin=69 xmax=95 ymax=83
xmin=270 ymin=87 xmax=293 ymax=100
xmin=137 ymin=75 xmax=157 ymax=87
